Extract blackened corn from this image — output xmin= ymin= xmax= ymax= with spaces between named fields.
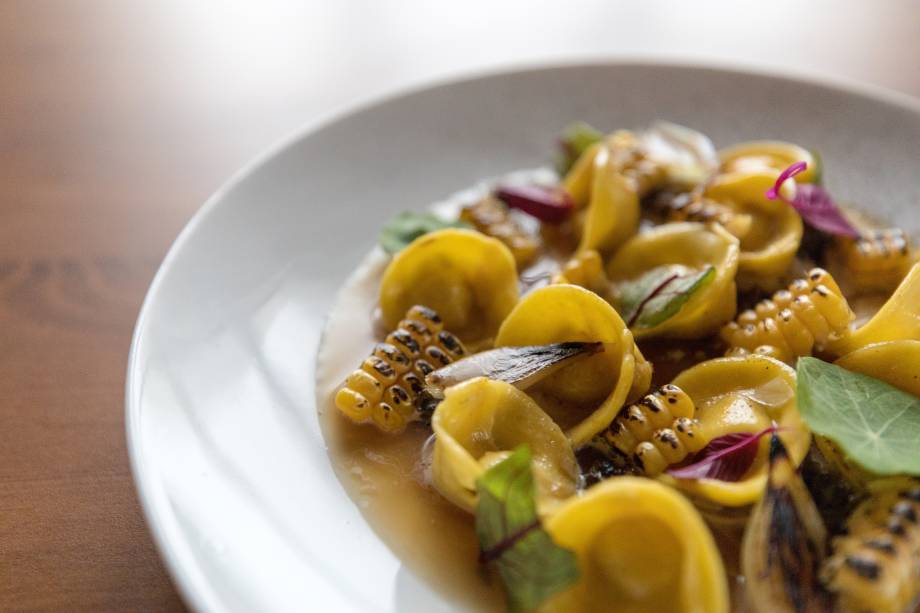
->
xmin=607 ymin=130 xmax=668 ymax=196
xmin=658 ymin=191 xmax=753 ymax=240
xmin=459 ymin=196 xmax=540 ymax=268
xmin=821 ymin=479 xmax=920 ymax=613
xmin=335 ymin=305 xmax=466 ymax=433
xmin=834 ymin=228 xmax=913 ymax=293
xmin=590 ymin=384 xmax=706 ymax=476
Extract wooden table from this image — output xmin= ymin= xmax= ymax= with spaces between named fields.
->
xmin=3 ymin=1 xmax=919 ymax=610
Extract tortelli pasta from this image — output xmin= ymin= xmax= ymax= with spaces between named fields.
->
xmin=379 ymin=228 xmax=518 ymax=342
xmin=431 ymin=377 xmax=578 ymax=515
xmin=494 ymin=283 xmax=650 ymax=446
xmin=328 ymin=121 xmax=920 ymax=613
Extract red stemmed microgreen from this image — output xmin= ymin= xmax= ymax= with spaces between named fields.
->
xmin=667 ymin=425 xmax=781 ymax=482
xmin=765 ymin=161 xmax=859 ymax=238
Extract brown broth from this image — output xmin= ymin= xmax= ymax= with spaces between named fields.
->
xmin=321 ymin=411 xmax=505 ymax=611
xmin=316 ymin=250 xmax=505 ymax=611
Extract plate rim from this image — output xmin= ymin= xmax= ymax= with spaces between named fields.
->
xmin=124 ymin=57 xmax=920 ymax=613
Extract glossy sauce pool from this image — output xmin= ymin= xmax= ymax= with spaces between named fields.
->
xmin=315 ymin=250 xmax=506 ymax=611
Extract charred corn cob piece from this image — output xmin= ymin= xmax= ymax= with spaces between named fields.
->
xmin=607 ymin=129 xmax=668 ymax=196
xmin=335 ymin=305 xmax=466 ymax=433
xmin=656 ymin=191 xmax=753 ymax=240
xmin=459 ymin=196 xmax=540 ymax=268
xmin=589 ymin=384 xmax=706 ymax=476
xmin=720 ymin=268 xmax=854 ymax=363
xmin=833 ymin=228 xmax=913 ymax=293
xmin=821 ymin=478 xmax=920 ymax=613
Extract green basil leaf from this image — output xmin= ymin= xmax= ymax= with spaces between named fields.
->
xmin=796 ymin=357 xmax=920 ymax=475
xmin=476 ymin=446 xmax=579 ymax=612
xmin=379 ymin=211 xmax=470 ymax=254
xmin=556 ymin=121 xmax=604 ymax=175
xmin=616 ymin=265 xmax=716 ymax=329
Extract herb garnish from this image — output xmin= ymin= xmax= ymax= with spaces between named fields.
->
xmin=379 ymin=211 xmax=470 ymax=254
xmin=796 ymin=357 xmax=920 ymax=475
xmin=555 ymin=121 xmax=604 ymax=175
xmin=494 ymin=185 xmax=574 ymax=225
xmin=668 ymin=426 xmax=779 ymax=482
xmin=616 ymin=265 xmax=716 ymax=329
xmin=475 ymin=446 xmax=579 ymax=612
xmin=766 ymin=161 xmax=859 ymax=238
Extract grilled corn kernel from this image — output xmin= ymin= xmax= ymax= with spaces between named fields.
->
xmin=590 ymin=384 xmax=706 ymax=476
xmin=833 ymin=228 xmax=914 ymax=293
xmin=335 ymin=305 xmax=466 ymax=433
xmin=606 ymin=130 xmax=668 ymax=196
xmin=656 ymin=191 xmax=753 ymax=240
xmin=821 ymin=479 xmax=920 ymax=613
xmin=720 ymin=268 xmax=854 ymax=362
xmin=459 ymin=196 xmax=540 ymax=268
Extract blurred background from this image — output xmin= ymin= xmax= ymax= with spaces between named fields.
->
xmin=2 ymin=1 xmax=919 ymax=610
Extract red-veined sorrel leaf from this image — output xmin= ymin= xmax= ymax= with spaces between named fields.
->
xmin=495 ymin=184 xmax=574 ymax=224
xmin=616 ymin=265 xmax=716 ymax=329
xmin=765 ymin=161 xmax=859 ymax=238
xmin=667 ymin=425 xmax=780 ymax=482
xmin=475 ymin=446 xmax=579 ymax=611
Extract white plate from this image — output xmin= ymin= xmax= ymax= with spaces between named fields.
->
xmin=126 ymin=61 xmax=920 ymax=613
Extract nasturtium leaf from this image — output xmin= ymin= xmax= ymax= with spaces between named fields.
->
xmin=616 ymin=265 xmax=716 ymax=329
xmin=555 ymin=121 xmax=604 ymax=175
xmin=378 ymin=211 xmax=470 ymax=254
xmin=797 ymin=357 xmax=920 ymax=476
xmin=475 ymin=446 xmax=579 ymax=613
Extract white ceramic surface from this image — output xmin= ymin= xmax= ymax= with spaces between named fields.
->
xmin=126 ymin=62 xmax=920 ymax=613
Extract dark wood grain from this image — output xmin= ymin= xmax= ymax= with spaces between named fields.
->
xmin=1 ymin=1 xmax=919 ymax=611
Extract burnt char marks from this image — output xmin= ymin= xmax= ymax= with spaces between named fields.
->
xmin=844 ymin=555 xmax=881 ymax=581
xmin=335 ymin=305 xmax=465 ymax=433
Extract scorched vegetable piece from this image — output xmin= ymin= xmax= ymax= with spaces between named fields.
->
xmin=458 ymin=195 xmax=540 ymax=268
xmin=741 ymin=434 xmax=831 ymax=613
xmin=334 ymin=305 xmax=465 ymax=433
xmin=424 ymin=341 xmax=602 ymax=398
xmin=589 ymin=384 xmax=706 ymax=477
xmin=721 ymin=268 xmax=854 ymax=363
xmin=831 ymin=228 xmax=914 ymax=293
xmin=821 ymin=477 xmax=920 ymax=613
xmin=652 ymin=191 xmax=753 ymax=240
